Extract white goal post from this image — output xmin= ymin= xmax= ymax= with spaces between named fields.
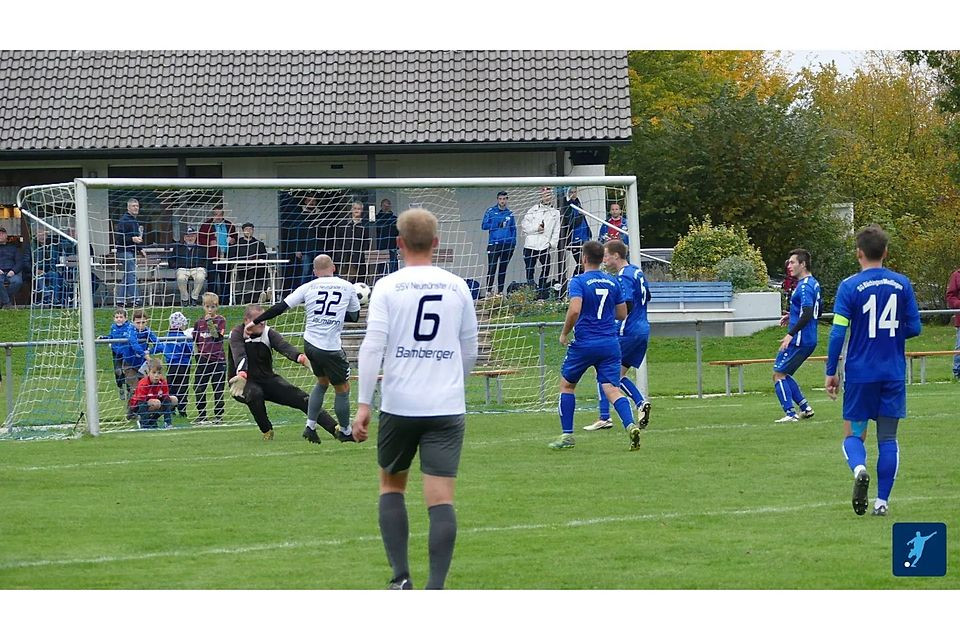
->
xmin=14 ymin=175 xmax=642 ymax=438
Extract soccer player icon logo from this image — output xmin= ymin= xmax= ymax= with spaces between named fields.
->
xmin=906 ymin=530 xmax=937 ymax=568
xmin=892 ymin=522 xmax=947 ymax=577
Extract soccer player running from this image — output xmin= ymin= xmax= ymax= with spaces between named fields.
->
xmin=352 ymin=208 xmax=479 ymax=590
xmin=824 ymin=225 xmax=921 ymax=516
xmin=554 ymin=240 xmax=640 ymax=451
xmin=583 ymin=239 xmax=652 ymax=431
xmin=248 ymin=254 xmax=361 ymax=444
xmin=773 ymin=249 xmax=821 ymax=423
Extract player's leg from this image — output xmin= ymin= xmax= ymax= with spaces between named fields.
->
xmin=554 ymin=345 xmax=588 ymax=448
xmin=378 ymin=413 xmax=419 ymax=589
xmin=236 ymin=380 xmax=272 ymax=435
xmin=419 ymin=415 xmax=465 ymax=590
xmin=873 ymin=380 xmax=906 ymax=515
xmin=584 ymin=379 xmax=614 ymax=431
xmin=303 ymin=343 xmax=331 ymax=433
xmin=841 ymin=381 xmax=879 ymax=516
xmin=619 ymin=337 xmax=650 ymax=427
xmin=772 ymin=346 xmax=799 ymax=421
xmin=160 ymin=396 xmax=175 ymax=427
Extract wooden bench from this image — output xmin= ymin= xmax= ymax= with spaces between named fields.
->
xmin=708 ymin=356 xmax=833 ymax=396
xmin=709 ymin=351 xmax=960 ymax=395
xmin=349 ymin=367 xmax=518 ymax=405
xmin=906 ymin=350 xmax=960 ymax=384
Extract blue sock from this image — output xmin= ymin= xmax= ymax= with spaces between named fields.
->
xmin=559 ymin=393 xmax=576 ymax=435
xmin=785 ymin=376 xmax=808 ymax=410
xmin=619 ymin=376 xmax=645 ymax=406
xmin=597 ymin=382 xmax=610 ymax=420
xmin=843 ymin=436 xmax=867 ymax=473
xmin=774 ymin=378 xmax=795 ymax=414
xmin=876 ymin=439 xmax=899 ymax=501
xmin=613 ymin=397 xmax=635 ymax=429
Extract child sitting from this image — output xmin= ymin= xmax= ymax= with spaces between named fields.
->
xmin=129 ymin=359 xmax=178 ymax=428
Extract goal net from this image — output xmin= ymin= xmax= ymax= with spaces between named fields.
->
xmin=5 ymin=177 xmax=638 ymax=439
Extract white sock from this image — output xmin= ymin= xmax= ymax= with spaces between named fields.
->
xmin=853 ymin=464 xmax=866 ymax=479
xmin=339 ymin=425 xmax=352 ymax=436
xmin=874 ymin=498 xmax=888 ymax=509
xmin=306 ymin=420 xmax=317 ymax=430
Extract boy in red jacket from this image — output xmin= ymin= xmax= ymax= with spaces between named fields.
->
xmin=130 ymin=359 xmax=179 ymax=428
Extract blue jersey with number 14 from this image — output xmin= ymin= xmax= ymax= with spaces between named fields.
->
xmin=569 ymin=270 xmax=624 ymax=343
xmin=832 ymin=267 xmax=921 ymax=383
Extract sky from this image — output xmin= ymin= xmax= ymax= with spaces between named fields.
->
xmin=783 ymin=50 xmax=865 ymax=77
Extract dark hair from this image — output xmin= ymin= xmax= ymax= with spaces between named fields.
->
xmin=133 ymin=309 xmax=148 ymax=320
xmin=604 ymin=239 xmax=628 ymax=261
xmin=212 ymin=204 xmax=224 ymax=212
xmin=789 ymin=248 xmax=812 ymax=271
xmin=582 ymin=240 xmax=604 ymax=266
xmin=497 ymin=191 xmax=508 ymax=197
xmin=241 ymin=222 xmax=254 ymax=230
xmin=856 ymin=224 xmax=888 ymax=261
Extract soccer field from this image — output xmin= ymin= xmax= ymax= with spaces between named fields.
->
xmin=1 ymin=382 xmax=957 ymax=590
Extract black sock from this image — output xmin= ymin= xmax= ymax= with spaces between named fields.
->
xmin=379 ymin=492 xmax=410 ymax=582
xmin=426 ymin=503 xmax=457 ymax=590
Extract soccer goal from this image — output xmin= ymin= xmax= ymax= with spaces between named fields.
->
xmin=7 ymin=176 xmax=640 ymax=438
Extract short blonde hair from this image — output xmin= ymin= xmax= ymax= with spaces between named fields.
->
xmin=397 ymin=208 xmax=438 ymax=253
xmin=146 ymin=358 xmax=163 ymax=374
xmin=202 ymin=292 xmax=219 ymax=307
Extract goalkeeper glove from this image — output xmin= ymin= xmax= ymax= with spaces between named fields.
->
xmin=228 ymin=374 xmax=247 ymax=399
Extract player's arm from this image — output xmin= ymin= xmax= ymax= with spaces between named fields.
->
xmin=615 ymin=301 xmax=627 ymax=321
xmin=345 ymin=286 xmax=362 ymax=323
xmin=228 ymin=327 xmax=249 ymax=378
xmin=481 ymin=208 xmax=493 ymax=230
xmin=903 ymin=282 xmax=922 ymax=339
xmin=267 ymin=327 xmax=303 ymax=363
xmin=560 ymin=296 xmax=582 ymax=346
xmin=353 ymin=291 xmax=389 ymax=442
xmin=251 ymin=301 xmax=289 ymax=325
xmin=460 ymin=287 xmax=479 ymax=377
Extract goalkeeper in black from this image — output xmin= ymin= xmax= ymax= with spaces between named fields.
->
xmin=228 ymin=304 xmax=339 ymax=442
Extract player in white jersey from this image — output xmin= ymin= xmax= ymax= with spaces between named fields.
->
xmin=248 ymin=254 xmax=361 ymax=444
xmin=353 ymin=208 xmax=479 ymax=590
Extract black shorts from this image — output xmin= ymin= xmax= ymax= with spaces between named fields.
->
xmin=303 ymin=341 xmax=351 ymax=385
xmin=377 ymin=412 xmax=466 ymax=478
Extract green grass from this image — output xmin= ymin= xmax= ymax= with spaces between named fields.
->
xmin=1 ymin=383 xmax=957 ymax=589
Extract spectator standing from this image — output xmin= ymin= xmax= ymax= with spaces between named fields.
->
xmin=168 ymin=226 xmax=209 ymax=306
xmin=198 ymin=205 xmax=238 ymax=301
xmin=334 ymin=202 xmax=371 ymax=283
xmin=598 ymin=203 xmax=629 ymax=245
xmin=113 ymin=198 xmax=144 ymax=307
xmin=520 ymin=186 xmax=561 ymax=294
xmin=946 ymin=266 xmax=960 ymax=380
xmin=481 ymin=190 xmax=516 ymax=297
xmin=228 ymin=223 xmax=269 ymax=305
xmin=192 ymin=292 xmax=227 ymax=425
xmin=371 ymin=198 xmax=399 ymax=277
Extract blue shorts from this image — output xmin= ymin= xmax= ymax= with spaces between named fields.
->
xmin=843 ymin=380 xmax=906 ymax=421
xmin=561 ymin=339 xmax=621 ymax=386
xmin=773 ymin=343 xmax=816 ymax=375
xmin=619 ymin=334 xmax=649 ymax=369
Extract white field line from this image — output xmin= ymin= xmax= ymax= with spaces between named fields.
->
xmin=1 ymin=493 xmax=954 ymax=572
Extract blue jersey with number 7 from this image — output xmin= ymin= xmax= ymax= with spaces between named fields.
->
xmin=568 ymin=270 xmax=624 ymax=343
xmin=832 ymin=267 xmax=921 ymax=383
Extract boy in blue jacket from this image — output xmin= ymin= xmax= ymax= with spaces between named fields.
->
xmin=481 ymin=190 xmax=517 ymax=297
xmin=104 ymin=308 xmax=144 ymax=402
xmin=154 ymin=311 xmax=194 ymax=418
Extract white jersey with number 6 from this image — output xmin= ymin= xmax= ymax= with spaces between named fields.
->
xmin=284 ymin=275 xmax=361 ymax=351
xmin=362 ymin=265 xmax=479 ymax=416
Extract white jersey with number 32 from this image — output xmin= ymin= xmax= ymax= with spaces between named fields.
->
xmin=284 ymin=276 xmax=361 ymax=351
xmin=365 ymin=265 xmax=478 ymax=416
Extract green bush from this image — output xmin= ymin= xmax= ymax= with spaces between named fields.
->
xmin=672 ymin=219 xmax=768 ymax=285
xmin=715 ymin=255 xmax=764 ymax=291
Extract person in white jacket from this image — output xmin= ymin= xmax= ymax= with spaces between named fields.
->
xmin=521 ymin=186 xmax=561 ymax=294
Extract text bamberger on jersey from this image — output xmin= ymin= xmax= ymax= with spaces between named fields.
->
xmin=395 ymin=346 xmax=457 ymax=361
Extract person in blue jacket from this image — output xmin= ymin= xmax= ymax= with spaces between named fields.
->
xmin=481 ymin=190 xmax=516 ymax=296
xmin=104 ymin=308 xmax=145 ymax=402
xmin=153 ymin=311 xmax=194 ymax=418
